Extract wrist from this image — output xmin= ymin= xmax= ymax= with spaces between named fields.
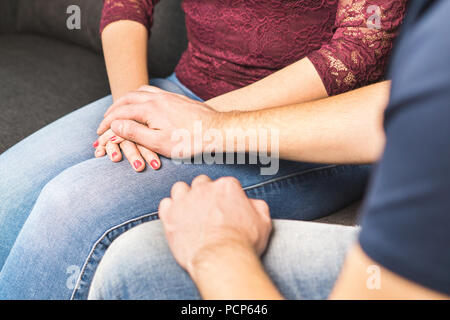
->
xmin=188 ymin=238 xmax=256 ymax=282
xmin=187 ymin=238 xmax=283 ymax=300
xmin=208 ymin=111 xmax=253 ymax=154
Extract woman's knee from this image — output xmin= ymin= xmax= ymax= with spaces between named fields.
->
xmin=28 ymin=159 xmax=137 ymax=235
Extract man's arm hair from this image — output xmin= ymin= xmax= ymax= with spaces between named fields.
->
xmin=218 ymin=81 xmax=390 ymax=164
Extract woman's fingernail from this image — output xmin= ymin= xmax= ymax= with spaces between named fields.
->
xmin=93 ymin=140 xmax=99 ymax=148
xmin=133 ymin=160 xmax=142 ymax=170
xmin=112 ymin=152 xmax=118 ymax=159
xmin=150 ymin=160 xmax=159 ymax=170
xmin=109 ymin=136 xmax=117 ymax=142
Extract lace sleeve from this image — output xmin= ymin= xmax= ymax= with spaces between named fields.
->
xmin=307 ymin=0 xmax=407 ymax=96
xmin=100 ymin=0 xmax=160 ymax=34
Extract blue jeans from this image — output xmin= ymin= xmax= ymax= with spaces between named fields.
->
xmin=88 ymin=220 xmax=358 ymax=300
xmin=0 ymin=74 xmax=369 ymax=299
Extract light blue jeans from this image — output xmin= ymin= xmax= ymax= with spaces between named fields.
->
xmin=89 ymin=219 xmax=358 ymax=300
xmin=0 ymin=74 xmax=369 ymax=299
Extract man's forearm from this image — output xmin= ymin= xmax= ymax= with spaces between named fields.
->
xmin=102 ymin=20 xmax=150 ymax=101
xmin=216 ymin=81 xmax=390 ymax=164
xmin=207 ymin=58 xmax=328 ymax=112
xmin=190 ymin=242 xmax=283 ymax=300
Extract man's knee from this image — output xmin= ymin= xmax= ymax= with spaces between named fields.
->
xmin=89 ymin=221 xmax=170 ymax=299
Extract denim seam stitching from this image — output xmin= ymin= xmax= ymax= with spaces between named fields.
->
xmin=242 ymin=164 xmax=338 ymax=191
xmin=70 ymin=211 xmax=159 ymax=300
xmin=71 ymin=164 xmax=339 ymax=299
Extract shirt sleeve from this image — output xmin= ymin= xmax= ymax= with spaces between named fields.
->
xmin=358 ymin=0 xmax=450 ymax=296
xmin=307 ymin=0 xmax=407 ymax=96
xmin=100 ymin=0 xmax=160 ymax=34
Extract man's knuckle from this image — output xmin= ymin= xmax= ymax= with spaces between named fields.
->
xmin=263 ymin=214 xmax=272 ymax=228
xmin=159 ymin=198 xmax=172 ymax=215
xmin=218 ymin=176 xmax=241 ymax=188
xmin=124 ymin=122 xmax=137 ymax=140
xmin=192 ymin=175 xmax=209 ymax=185
xmin=257 ymin=200 xmax=270 ymax=213
xmin=172 ymin=181 xmax=187 ymax=192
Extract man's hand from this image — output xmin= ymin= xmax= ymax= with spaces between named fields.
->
xmin=97 ymin=86 xmax=218 ymax=159
xmin=158 ymin=175 xmax=281 ymax=299
xmin=158 ymin=175 xmax=272 ymax=275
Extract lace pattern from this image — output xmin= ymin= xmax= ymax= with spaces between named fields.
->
xmin=100 ymin=0 xmax=407 ymax=99
xmin=308 ymin=0 xmax=407 ymax=95
xmin=100 ymin=0 xmax=159 ymax=33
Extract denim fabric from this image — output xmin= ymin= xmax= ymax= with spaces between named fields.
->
xmin=0 ymin=75 xmax=369 ymax=299
xmin=88 ymin=220 xmax=358 ymax=300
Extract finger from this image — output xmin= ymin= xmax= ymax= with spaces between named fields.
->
xmin=170 ymin=181 xmax=190 ymax=200
xmin=158 ymin=197 xmax=173 ymax=221
xmin=137 ymin=85 xmax=164 ymax=94
xmin=98 ymin=103 xmax=151 ymax=135
xmin=98 ymin=129 xmax=125 ymax=148
xmin=105 ymin=141 xmax=122 ymax=162
xmin=95 ymin=145 xmax=106 ymax=158
xmin=111 ymin=120 xmax=161 ymax=152
xmin=191 ymin=175 xmax=212 ymax=188
xmin=250 ymin=199 xmax=271 ymax=221
xmin=136 ymin=144 xmax=161 ymax=170
xmin=104 ymin=91 xmax=157 ymax=118
xmin=120 ymin=140 xmax=146 ymax=172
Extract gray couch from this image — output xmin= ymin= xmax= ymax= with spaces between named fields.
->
xmin=0 ymin=0 xmax=187 ymax=153
xmin=0 ymin=0 xmax=360 ymax=225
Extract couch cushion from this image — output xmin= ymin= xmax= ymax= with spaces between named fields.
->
xmin=16 ymin=0 xmax=104 ymax=52
xmin=0 ymin=0 xmax=18 ymax=34
xmin=148 ymin=0 xmax=188 ymax=77
xmin=0 ymin=34 xmax=110 ymax=154
xmin=315 ymin=202 xmax=361 ymax=226
xmin=14 ymin=0 xmax=188 ymax=76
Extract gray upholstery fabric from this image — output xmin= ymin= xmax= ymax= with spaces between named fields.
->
xmin=148 ymin=0 xmax=188 ymax=77
xmin=0 ymin=0 xmax=187 ymax=154
xmin=16 ymin=0 xmax=104 ymax=52
xmin=0 ymin=0 xmax=18 ymax=33
xmin=14 ymin=0 xmax=188 ymax=76
xmin=315 ymin=202 xmax=361 ymax=226
xmin=0 ymin=34 xmax=109 ymax=153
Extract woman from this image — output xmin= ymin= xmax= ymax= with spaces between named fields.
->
xmin=0 ymin=0 xmax=406 ymax=299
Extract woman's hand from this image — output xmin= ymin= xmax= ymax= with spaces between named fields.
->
xmin=99 ymin=20 xmax=161 ymax=172
xmin=94 ymin=91 xmax=162 ymax=172
xmin=96 ymin=85 xmax=217 ymax=160
xmin=93 ymin=128 xmax=161 ymax=172
xmin=93 ymin=86 xmax=187 ymax=171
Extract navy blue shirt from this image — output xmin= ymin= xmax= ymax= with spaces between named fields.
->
xmin=359 ymin=0 xmax=450 ymax=296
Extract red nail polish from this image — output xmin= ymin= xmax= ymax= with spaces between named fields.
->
xmin=110 ymin=136 xmax=117 ymax=142
xmin=93 ymin=140 xmax=99 ymax=148
xmin=133 ymin=160 xmax=142 ymax=170
xmin=150 ymin=160 xmax=159 ymax=170
xmin=112 ymin=152 xmax=118 ymax=159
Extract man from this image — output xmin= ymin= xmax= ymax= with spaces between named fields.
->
xmin=88 ymin=0 xmax=449 ymax=299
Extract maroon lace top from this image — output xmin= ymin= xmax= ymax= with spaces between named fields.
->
xmin=101 ymin=0 xmax=407 ymax=100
